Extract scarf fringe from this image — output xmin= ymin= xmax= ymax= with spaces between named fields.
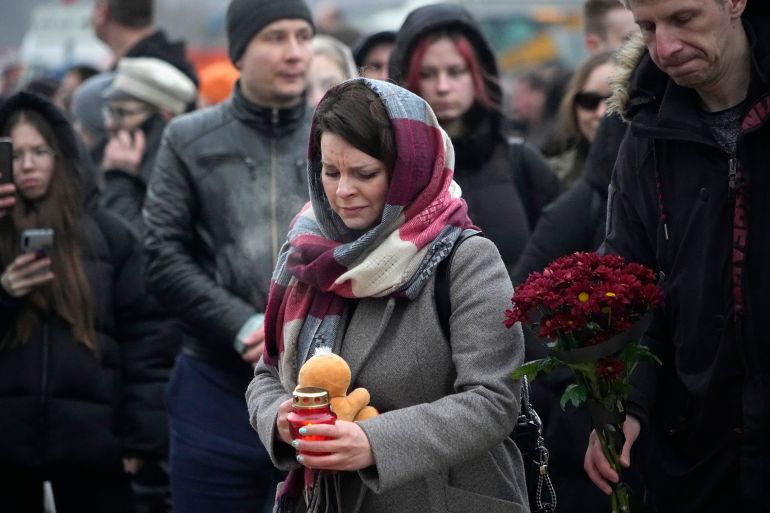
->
xmin=276 ymin=471 xmax=343 ymax=513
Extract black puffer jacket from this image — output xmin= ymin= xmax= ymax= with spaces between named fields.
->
xmin=604 ymin=17 xmax=770 ymax=513
xmin=512 ymin=112 xmax=633 ymax=513
xmin=512 ymin=113 xmax=626 ymax=284
xmin=0 ymin=92 xmax=171 ymax=471
xmin=389 ymin=4 xmax=562 ymax=270
xmin=144 ymin=85 xmax=311 ymax=384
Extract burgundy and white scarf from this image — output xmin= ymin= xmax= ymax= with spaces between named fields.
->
xmin=264 ymin=78 xmax=474 ymax=373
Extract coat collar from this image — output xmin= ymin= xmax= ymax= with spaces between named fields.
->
xmin=340 ymin=297 xmax=397 ymax=386
xmin=229 ymin=81 xmax=309 ymax=138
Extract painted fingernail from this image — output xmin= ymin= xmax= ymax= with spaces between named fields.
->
xmin=296 ymin=454 xmax=304 ymax=463
xmin=298 ymin=427 xmax=308 ymax=435
xmin=291 ymin=440 xmax=299 ymax=448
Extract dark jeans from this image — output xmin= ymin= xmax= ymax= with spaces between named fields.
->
xmin=0 ymin=470 xmax=134 ymax=513
xmin=166 ymin=354 xmax=278 ymax=513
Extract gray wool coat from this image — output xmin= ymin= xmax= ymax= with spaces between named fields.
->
xmin=247 ymin=236 xmax=529 ymax=513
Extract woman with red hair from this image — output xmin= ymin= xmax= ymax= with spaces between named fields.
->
xmin=389 ymin=3 xmax=562 ymax=273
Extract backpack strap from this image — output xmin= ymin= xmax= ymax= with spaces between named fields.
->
xmin=435 ymin=229 xmax=482 ymax=341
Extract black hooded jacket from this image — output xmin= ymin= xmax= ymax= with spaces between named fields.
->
xmin=604 ymin=16 xmax=770 ymax=513
xmin=0 ymin=92 xmax=175 ymax=471
xmin=123 ymin=29 xmax=199 ymax=87
xmin=389 ymin=4 xmax=562 ymax=270
xmin=510 ymin=113 xmax=629 ymax=513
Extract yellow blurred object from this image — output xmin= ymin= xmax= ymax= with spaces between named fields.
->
xmin=499 ymin=33 xmax=559 ymax=70
xmin=532 ymin=7 xmax=582 ymax=28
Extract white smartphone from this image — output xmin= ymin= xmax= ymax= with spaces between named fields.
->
xmin=21 ymin=228 xmax=54 ymax=258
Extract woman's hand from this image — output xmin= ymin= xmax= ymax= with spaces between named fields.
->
xmin=276 ymin=398 xmax=294 ymax=446
xmin=122 ymin=456 xmax=144 ymax=475
xmin=1 ymin=252 xmax=53 ymax=297
xmin=292 ymin=420 xmax=374 ymax=472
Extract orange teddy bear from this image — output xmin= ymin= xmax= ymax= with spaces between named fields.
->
xmin=296 ymin=350 xmax=379 ymax=422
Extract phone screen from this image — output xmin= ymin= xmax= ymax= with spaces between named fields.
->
xmin=0 ymin=137 xmax=12 ymax=185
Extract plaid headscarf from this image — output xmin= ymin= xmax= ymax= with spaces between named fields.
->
xmin=264 ymin=78 xmax=474 ymax=376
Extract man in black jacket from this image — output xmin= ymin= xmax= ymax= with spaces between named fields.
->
xmin=91 ymin=0 xmax=198 ymax=86
xmin=585 ymin=1 xmax=770 ymax=512
xmin=142 ymin=0 xmax=314 ymax=511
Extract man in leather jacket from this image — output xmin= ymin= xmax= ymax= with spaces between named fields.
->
xmin=142 ymin=0 xmax=315 ymax=511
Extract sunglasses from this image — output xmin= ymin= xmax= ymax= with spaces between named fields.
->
xmin=574 ymin=92 xmax=610 ymax=111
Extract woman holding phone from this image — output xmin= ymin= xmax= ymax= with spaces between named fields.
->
xmin=0 ymin=91 xmax=167 ymax=512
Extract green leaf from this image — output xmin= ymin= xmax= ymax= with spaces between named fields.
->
xmin=512 ymin=357 xmax=560 ymax=381
xmin=621 ymin=340 xmax=662 ymax=366
xmin=560 ymin=383 xmax=588 ymax=410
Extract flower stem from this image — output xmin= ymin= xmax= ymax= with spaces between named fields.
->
xmin=596 ymin=424 xmax=630 ymax=513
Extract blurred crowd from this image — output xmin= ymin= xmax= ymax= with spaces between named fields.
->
xmin=0 ymin=0 xmax=635 ymax=511
xmin=1 ymin=0 xmax=768 ymax=512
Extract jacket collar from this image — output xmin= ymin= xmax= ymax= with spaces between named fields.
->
xmin=230 ymin=81 xmax=309 ymax=138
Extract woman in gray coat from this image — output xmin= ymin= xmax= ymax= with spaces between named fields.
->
xmin=246 ymin=78 xmax=529 ymax=513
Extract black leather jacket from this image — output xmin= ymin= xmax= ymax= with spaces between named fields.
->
xmin=144 ymin=85 xmax=311 ymax=381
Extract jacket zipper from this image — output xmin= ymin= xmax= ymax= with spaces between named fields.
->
xmin=244 ymin=156 xmax=256 ymax=181
xmin=270 ymin=108 xmax=279 ymax=269
xmin=728 ymin=157 xmax=737 ymax=206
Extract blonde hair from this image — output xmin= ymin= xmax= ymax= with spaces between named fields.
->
xmin=312 ymin=35 xmax=358 ymax=79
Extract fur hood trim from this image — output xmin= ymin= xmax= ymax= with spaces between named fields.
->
xmin=607 ymin=32 xmax=647 ymax=121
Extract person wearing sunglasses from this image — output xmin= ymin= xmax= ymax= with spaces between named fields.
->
xmin=544 ymin=50 xmax=615 ymax=189
xmin=511 ymin=49 xmax=626 ymax=513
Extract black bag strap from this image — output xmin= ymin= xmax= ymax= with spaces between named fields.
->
xmin=434 ymin=230 xmax=556 ymax=513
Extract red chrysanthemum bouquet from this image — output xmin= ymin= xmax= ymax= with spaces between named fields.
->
xmin=506 ymin=252 xmax=663 ymax=513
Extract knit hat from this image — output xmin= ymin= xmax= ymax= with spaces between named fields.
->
xmin=107 ymin=57 xmax=196 ymax=115
xmin=226 ymin=0 xmax=315 ymax=64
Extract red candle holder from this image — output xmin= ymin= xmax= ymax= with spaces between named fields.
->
xmin=288 ymin=386 xmax=337 ymax=456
